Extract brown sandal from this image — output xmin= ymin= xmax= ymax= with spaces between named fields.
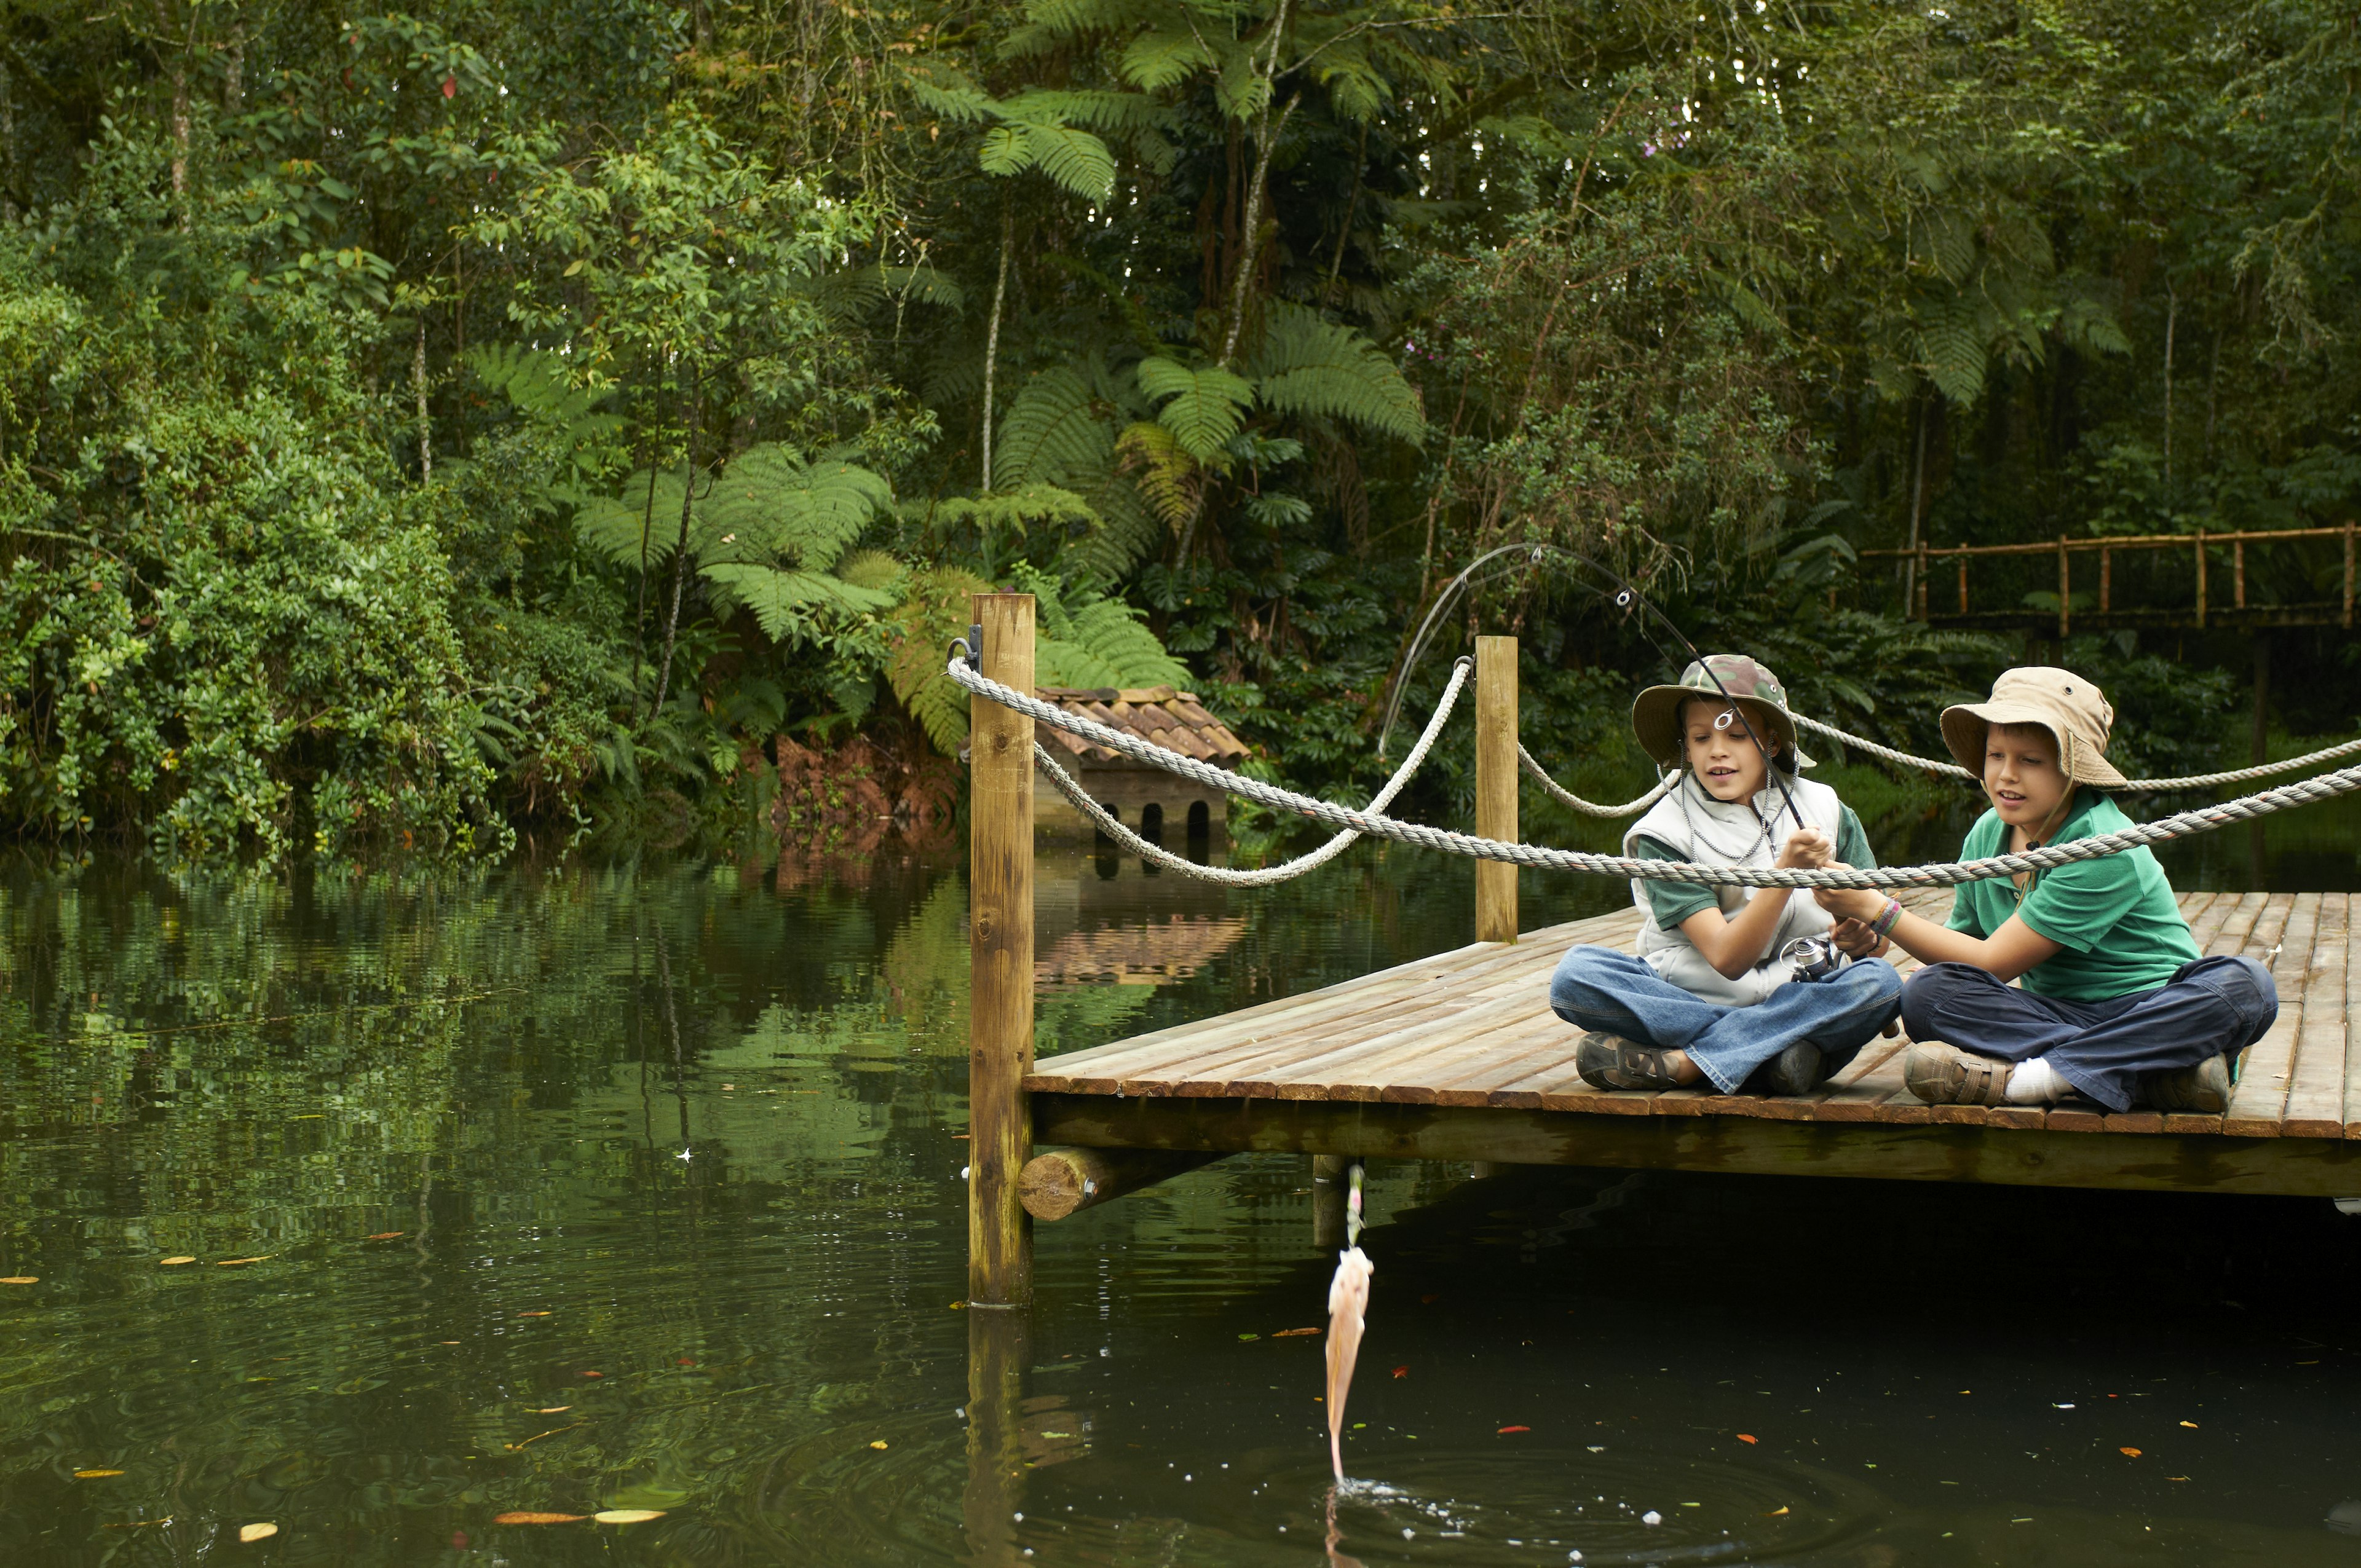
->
xmin=1904 ymin=1042 xmax=2012 ymax=1106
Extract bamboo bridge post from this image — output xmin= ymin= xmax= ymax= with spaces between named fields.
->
xmin=2057 ymin=536 xmax=2071 ymax=639
xmin=1476 ymin=635 xmax=1518 ymax=944
xmin=2343 ymin=521 xmax=2354 ymax=629
xmin=2195 ymin=530 xmax=2209 ymax=629
xmin=1956 ymin=554 xmax=1968 ymax=615
xmin=2100 ymin=546 xmax=2112 ymax=614
xmin=969 ymin=592 xmax=1035 ymax=1309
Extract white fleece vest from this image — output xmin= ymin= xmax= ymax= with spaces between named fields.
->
xmin=1624 ymin=773 xmax=1846 ymax=1006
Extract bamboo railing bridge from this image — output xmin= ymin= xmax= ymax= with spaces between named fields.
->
xmin=1862 ymin=523 xmax=2357 ymax=636
xmin=957 ymin=594 xmax=2361 ymax=1313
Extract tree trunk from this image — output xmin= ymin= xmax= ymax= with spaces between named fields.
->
xmin=981 ymin=209 xmax=1013 ymax=493
xmin=649 ymin=364 xmax=702 ymax=719
xmin=1901 ymin=395 xmax=1929 ymax=617
xmin=2162 ymin=281 xmax=2177 ymax=503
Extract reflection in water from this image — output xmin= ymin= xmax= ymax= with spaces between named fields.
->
xmin=0 ymin=823 xmax=2355 ymax=1564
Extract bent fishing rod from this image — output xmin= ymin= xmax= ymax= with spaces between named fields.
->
xmin=1379 ymin=542 xmax=1810 ymax=835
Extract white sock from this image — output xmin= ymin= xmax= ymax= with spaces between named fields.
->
xmin=2004 ymin=1055 xmax=2068 ymax=1105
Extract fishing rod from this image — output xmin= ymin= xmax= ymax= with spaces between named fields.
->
xmin=1379 ymin=543 xmax=1810 ymax=835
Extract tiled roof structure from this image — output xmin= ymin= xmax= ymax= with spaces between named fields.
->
xmin=1035 ymin=686 xmax=1251 ymax=770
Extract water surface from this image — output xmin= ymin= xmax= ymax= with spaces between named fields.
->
xmin=1 ymin=792 xmax=2358 ymax=1565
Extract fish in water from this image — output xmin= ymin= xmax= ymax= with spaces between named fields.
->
xmin=1325 ymin=1245 xmax=1374 ymax=1479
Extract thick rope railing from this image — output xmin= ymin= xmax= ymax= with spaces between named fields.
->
xmin=1516 ymin=745 xmax=1677 ymax=817
xmin=947 ymin=653 xmax=2361 ymax=888
xmin=1790 ymin=712 xmax=2361 ymax=791
xmin=1037 ymin=656 xmax=1473 ymax=885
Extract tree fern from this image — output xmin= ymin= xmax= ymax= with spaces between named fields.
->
xmin=575 ymin=470 xmax=693 ymax=568
xmin=899 ymin=61 xmax=995 ymax=122
xmin=699 ymin=563 xmax=899 ymax=641
xmin=1915 ymin=293 xmax=1988 ymax=406
xmin=1136 ymin=357 xmax=1253 ymax=462
xmin=1038 ymin=597 xmax=1192 ymax=690
xmin=1248 ymin=305 xmax=1424 ymax=446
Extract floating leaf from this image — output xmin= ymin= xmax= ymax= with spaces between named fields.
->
xmin=1391 ymin=1366 xmax=1409 ymax=1378
xmin=1765 ymin=1506 xmax=1790 ymax=1517
xmin=869 ymin=1440 xmax=888 ymax=1450
xmin=216 ymin=1256 xmax=272 ymax=1267
xmin=73 ymin=1469 xmax=124 ymax=1478
xmin=160 ymin=1257 xmax=196 ymax=1266
xmin=1737 ymin=1434 xmax=1758 ymax=1444
xmin=0 ymin=1276 xmax=36 ymax=1285
xmin=591 ymin=1510 xmax=665 ymax=1524
xmin=1236 ymin=1333 xmax=1259 ymax=1341
xmin=239 ymin=1523 xmax=278 ymax=1543
xmin=517 ymin=1311 xmax=552 ymax=1318
xmin=2120 ymin=1446 xmax=2142 ymax=1457
xmin=1497 ymin=1425 xmax=1530 ymax=1434
xmin=531 ymin=1406 xmax=571 ymax=1414
xmin=1272 ymin=1327 xmax=1321 ymax=1338
xmin=365 ymin=1232 xmax=404 ymax=1240
xmin=2180 ymin=1420 xmax=2199 ymax=1428
xmin=494 ymin=1512 xmax=583 ymax=1525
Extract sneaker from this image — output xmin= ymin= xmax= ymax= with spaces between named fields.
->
xmin=1763 ymin=1040 xmax=1825 ymax=1097
xmin=1902 ymin=1042 xmax=2013 ymax=1106
xmin=1574 ymin=1031 xmax=1687 ymax=1091
xmin=2141 ymin=1054 xmax=2232 ymax=1114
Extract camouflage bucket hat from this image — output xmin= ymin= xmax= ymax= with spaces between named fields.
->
xmin=1630 ymin=654 xmax=1816 ymax=771
xmin=1939 ymin=666 xmax=2127 ymax=789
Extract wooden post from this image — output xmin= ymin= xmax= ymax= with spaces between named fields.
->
xmin=2057 ymin=536 xmax=2070 ymax=639
xmin=2234 ymin=538 xmax=2247 ymax=610
xmin=1475 ymin=635 xmax=1518 ymax=944
xmin=2195 ymin=530 xmax=2208 ymax=629
xmin=1916 ymin=543 xmax=1930 ymax=620
xmin=2100 ymin=546 xmax=2112 ymax=614
xmin=970 ymin=593 xmax=1035 ymax=1308
xmin=1956 ymin=554 xmax=1968 ymax=615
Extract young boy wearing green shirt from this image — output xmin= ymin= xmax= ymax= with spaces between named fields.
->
xmin=1811 ymin=667 xmax=2277 ymax=1112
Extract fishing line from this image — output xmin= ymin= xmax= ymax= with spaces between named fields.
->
xmin=1382 ymin=543 xmax=1811 ymax=835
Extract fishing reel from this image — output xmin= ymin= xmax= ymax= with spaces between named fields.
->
xmin=1782 ymin=934 xmax=1848 ymax=984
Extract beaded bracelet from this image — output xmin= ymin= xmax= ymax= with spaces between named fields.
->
xmin=1870 ymin=896 xmax=1905 ymax=939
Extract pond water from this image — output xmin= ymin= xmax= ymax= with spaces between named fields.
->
xmin=2 ymin=784 xmax=2360 ymax=1566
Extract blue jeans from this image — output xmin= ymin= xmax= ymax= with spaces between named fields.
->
xmin=1899 ymin=956 xmax=2278 ymax=1112
xmin=1548 ymin=945 xmax=1905 ymax=1093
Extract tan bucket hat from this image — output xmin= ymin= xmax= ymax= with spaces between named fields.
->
xmin=1630 ymin=654 xmax=1815 ymax=771
xmin=1939 ymin=666 xmax=2126 ymax=788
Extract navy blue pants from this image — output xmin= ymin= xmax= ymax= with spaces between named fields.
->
xmin=1897 ymin=956 xmax=2278 ymax=1112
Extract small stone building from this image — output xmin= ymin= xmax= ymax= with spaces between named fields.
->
xmin=1032 ymin=685 xmax=1251 ymax=843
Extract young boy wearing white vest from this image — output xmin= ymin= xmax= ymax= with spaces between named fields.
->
xmin=1551 ymin=656 xmax=1904 ymax=1096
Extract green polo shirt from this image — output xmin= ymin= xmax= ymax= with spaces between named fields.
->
xmin=1634 ymin=805 xmax=1877 ymax=931
xmin=1945 ymin=792 xmax=2199 ymax=1001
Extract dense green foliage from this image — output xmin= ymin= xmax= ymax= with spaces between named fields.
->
xmin=2 ymin=0 xmax=2355 ymax=856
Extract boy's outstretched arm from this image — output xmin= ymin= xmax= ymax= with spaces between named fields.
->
xmin=1677 ymin=827 xmax=1835 ymax=980
xmin=1814 ymin=881 xmax=2060 ymax=982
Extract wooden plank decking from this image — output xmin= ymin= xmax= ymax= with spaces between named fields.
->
xmin=1028 ymin=891 xmax=2361 ymax=1198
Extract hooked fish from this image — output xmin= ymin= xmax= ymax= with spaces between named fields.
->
xmin=1324 ymin=1244 xmax=1374 ymax=1480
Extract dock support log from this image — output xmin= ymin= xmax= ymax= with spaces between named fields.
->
xmin=969 ymin=593 xmax=1035 ymax=1307
xmin=1018 ymin=1146 xmax=1219 ymax=1221
xmin=1476 ymin=635 xmax=1518 ymax=944
xmin=1312 ymin=1153 xmax=1350 ymax=1251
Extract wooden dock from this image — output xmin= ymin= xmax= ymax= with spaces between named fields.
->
xmin=1026 ymin=889 xmax=2361 ymax=1200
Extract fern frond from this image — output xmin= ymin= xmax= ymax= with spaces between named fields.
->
xmin=1120 ymin=28 xmax=1215 ymax=91
xmin=887 ymin=565 xmax=995 ymax=755
xmin=996 ymin=368 xmax=1115 ymax=486
xmin=836 ymin=548 xmax=908 ymax=594
xmin=978 ymin=125 xmax=1034 ymax=177
xmin=1915 ymin=294 xmax=1987 ymax=406
xmin=700 ymin=445 xmax=892 ymax=571
xmin=1016 ymin=122 xmax=1117 ymax=202
xmin=1213 ymin=42 xmax=1269 ymax=120
xmin=900 ymin=61 xmax=995 ymax=123
xmin=1247 ymin=305 xmax=1423 ymax=445
xmin=1115 ymin=421 xmax=1203 ymax=532
xmin=576 ymin=471 xmax=692 ymax=568
xmin=1000 ymin=88 xmax=1169 ymax=134
xmin=701 ymin=562 xmax=899 ymax=642
xmin=1040 ymin=597 xmax=1192 ymax=690
xmin=1136 ymin=357 xmax=1253 ymax=462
